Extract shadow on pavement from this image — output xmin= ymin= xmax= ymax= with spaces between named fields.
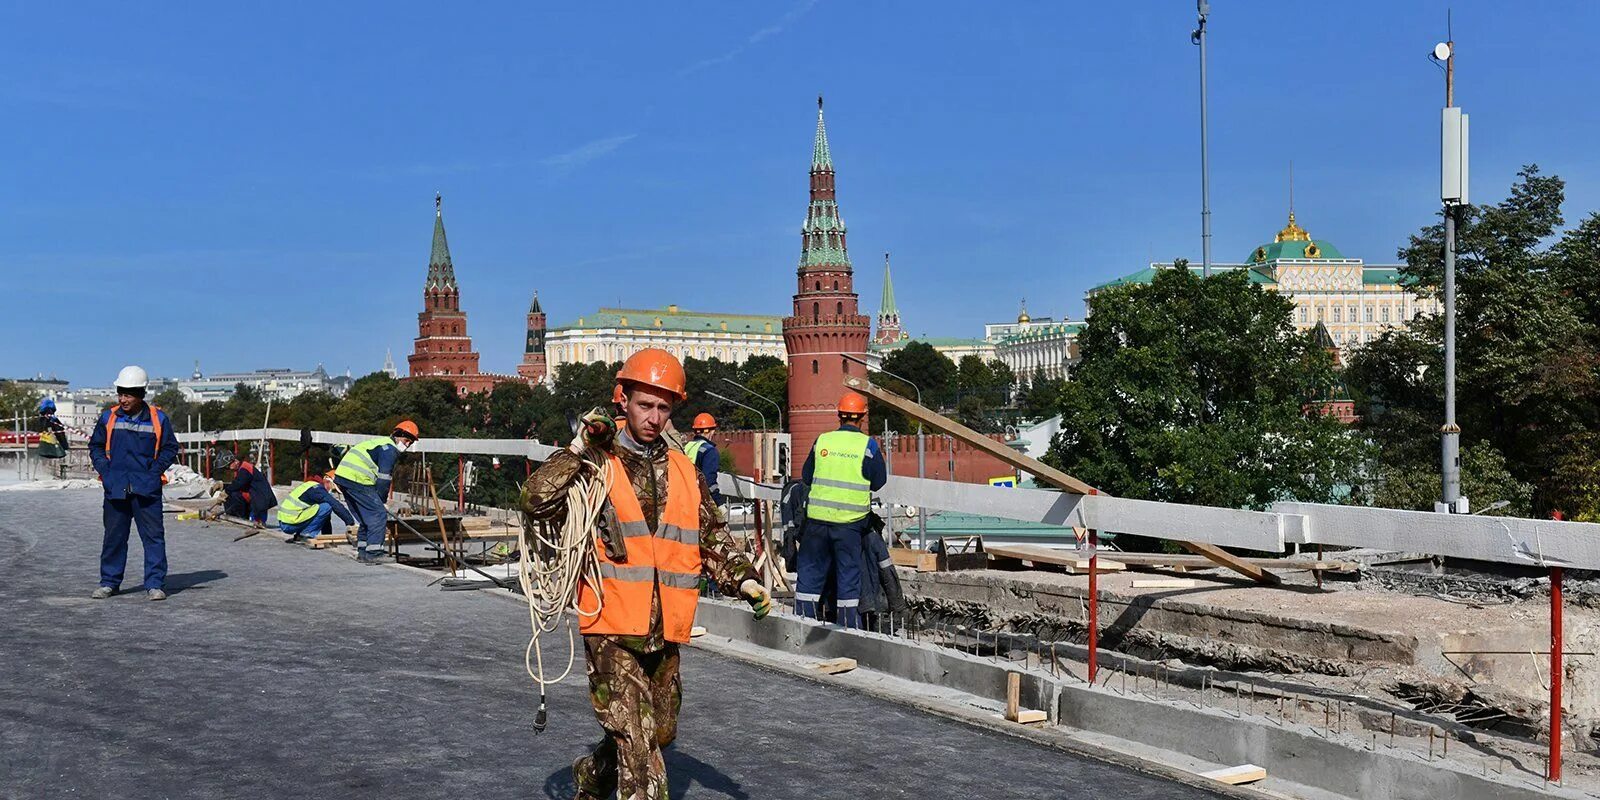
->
xmin=166 ymin=569 xmax=228 ymax=593
xmin=540 ymin=747 xmax=748 ymax=799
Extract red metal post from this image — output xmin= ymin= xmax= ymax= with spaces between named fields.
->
xmin=457 ymin=455 xmax=465 ymax=512
xmin=302 ymin=455 xmax=309 ymax=481
xmin=1087 ymin=489 xmax=1099 ymax=684
xmin=1551 ymin=566 xmax=1564 ymax=783
xmin=268 ymin=440 xmax=276 ymax=486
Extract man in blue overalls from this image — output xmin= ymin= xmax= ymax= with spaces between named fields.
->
xmin=796 ymin=391 xmax=887 ymax=628
xmin=88 ymin=365 xmax=180 ymax=601
xmin=333 ymin=420 xmax=418 ymax=565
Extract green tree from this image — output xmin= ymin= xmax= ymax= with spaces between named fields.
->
xmin=1047 ymin=265 xmax=1369 ymax=515
xmin=1349 ymin=166 xmax=1600 ymax=514
xmin=1373 ymin=442 xmax=1532 ymax=517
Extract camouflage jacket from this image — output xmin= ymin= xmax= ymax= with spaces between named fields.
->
xmin=521 ymin=425 xmax=754 ymax=653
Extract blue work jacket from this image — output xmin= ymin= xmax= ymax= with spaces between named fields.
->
xmin=88 ymin=404 xmax=180 ymax=499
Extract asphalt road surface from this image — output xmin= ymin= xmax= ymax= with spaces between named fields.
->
xmin=0 ymin=488 xmax=1224 ymax=800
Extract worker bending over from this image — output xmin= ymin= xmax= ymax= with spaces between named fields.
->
xmin=333 ymin=420 xmax=418 ymax=565
xmin=224 ymin=453 xmax=276 ymax=526
xmin=277 ymin=471 xmax=356 ymax=544
xmin=88 ymin=366 xmax=179 ymax=601
xmin=796 ymin=391 xmax=887 ymax=628
xmin=520 ymin=348 xmax=771 ymax=800
xmin=682 ymin=413 xmax=724 ymax=507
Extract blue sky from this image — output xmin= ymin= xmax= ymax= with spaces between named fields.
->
xmin=5 ymin=1 xmax=1599 ymax=386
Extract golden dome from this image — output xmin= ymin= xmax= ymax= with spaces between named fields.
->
xmin=1017 ymin=300 xmax=1031 ymax=325
xmin=1275 ymin=212 xmax=1311 ymax=243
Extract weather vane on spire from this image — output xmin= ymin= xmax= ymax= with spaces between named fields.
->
xmin=435 ymin=192 xmax=442 ymax=215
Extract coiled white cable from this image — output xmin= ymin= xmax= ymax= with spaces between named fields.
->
xmin=519 ymin=452 xmax=612 ymax=732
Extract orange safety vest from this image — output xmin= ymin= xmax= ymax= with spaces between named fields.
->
xmin=101 ymin=404 xmax=170 ymax=484
xmin=578 ymin=449 xmax=705 ymax=643
xmin=103 ymin=404 xmax=165 ymax=459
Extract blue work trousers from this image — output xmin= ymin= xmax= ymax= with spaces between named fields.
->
xmin=279 ymin=503 xmax=334 ymax=538
xmin=341 ymin=484 xmax=389 ymax=554
xmin=100 ymin=494 xmax=167 ymax=591
xmin=794 ymin=518 xmax=868 ymax=628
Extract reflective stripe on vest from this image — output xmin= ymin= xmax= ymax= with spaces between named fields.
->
xmin=578 ymin=449 xmax=705 ymax=643
xmin=334 ymin=437 xmax=392 ymax=485
xmin=103 ymin=405 xmax=164 ymax=460
xmin=806 ymin=429 xmax=873 ymax=523
xmin=277 ymin=481 xmax=322 ymax=525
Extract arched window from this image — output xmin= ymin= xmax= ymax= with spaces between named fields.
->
xmin=813 ymin=302 xmax=819 ymax=318
xmin=842 ymin=358 xmax=849 ymax=374
xmin=836 ymin=301 xmax=843 ymax=315
xmin=833 ymin=280 xmax=839 ymax=291
xmin=811 ymin=360 xmax=819 ymax=374
xmin=815 ymin=281 xmax=821 ymax=291
xmin=586 ymin=347 xmax=595 ymax=361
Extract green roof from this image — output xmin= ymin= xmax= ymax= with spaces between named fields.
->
xmin=1247 ymin=239 xmax=1344 ymax=263
xmin=925 ymin=510 xmax=1119 ymax=543
xmin=869 ymin=336 xmax=990 ymax=352
xmin=879 ymin=253 xmax=898 ymax=317
xmin=550 ymin=306 xmax=783 ymax=336
xmin=1363 ymin=268 xmax=1403 ymax=286
xmin=996 ymin=322 xmax=1084 ymax=346
xmin=812 ymin=96 xmax=832 ymax=170
xmin=1088 ymin=263 xmax=1275 ymax=293
xmin=426 ymin=193 xmax=457 ymax=290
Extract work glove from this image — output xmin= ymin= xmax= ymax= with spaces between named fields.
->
xmin=568 ymin=408 xmax=616 ymax=455
xmin=740 ymin=579 xmax=772 ymax=620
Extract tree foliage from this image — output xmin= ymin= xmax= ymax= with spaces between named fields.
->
xmin=1347 ymin=166 xmax=1600 ymax=517
xmin=1046 ymin=265 xmax=1370 ymax=515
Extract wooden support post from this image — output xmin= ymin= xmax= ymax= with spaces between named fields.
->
xmin=1087 ymin=509 xmax=1099 ymax=684
xmin=843 ymin=376 xmax=1279 ymax=585
xmin=1551 ymin=566 xmax=1564 ymax=783
xmin=1006 ymin=672 xmax=1021 ymax=721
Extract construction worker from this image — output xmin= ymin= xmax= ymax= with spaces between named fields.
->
xmin=796 ymin=391 xmax=887 ymax=628
xmin=87 ymin=365 xmax=180 ymax=601
xmin=520 ymin=348 xmax=771 ymax=800
xmin=333 ymin=420 xmax=418 ymax=565
xmin=683 ymin=412 xmax=724 ymax=507
xmin=277 ymin=471 xmax=356 ymax=544
xmin=224 ymin=452 xmax=277 ymax=526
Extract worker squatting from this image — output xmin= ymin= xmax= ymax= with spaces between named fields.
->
xmin=84 ymin=352 xmax=886 ymax=798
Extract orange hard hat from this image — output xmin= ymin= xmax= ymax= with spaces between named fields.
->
xmin=612 ymin=383 xmax=625 ymax=407
xmin=393 ymin=420 xmax=420 ymax=439
xmin=692 ymin=413 xmax=717 ymax=431
xmin=838 ymin=392 xmax=868 ymax=416
xmin=616 ymin=348 xmax=686 ymax=400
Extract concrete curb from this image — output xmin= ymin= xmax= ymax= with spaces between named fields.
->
xmin=691 ymin=599 xmax=1588 ymax=800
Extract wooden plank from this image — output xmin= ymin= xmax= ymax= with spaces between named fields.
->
xmin=1199 ymin=764 xmax=1267 ymax=785
xmin=846 ymin=376 xmax=1095 ymax=494
xmin=1131 ymin=578 xmax=1197 ymax=589
xmin=1013 ymin=709 xmax=1048 ymax=724
xmin=1005 ymin=673 xmax=1021 ymax=721
xmin=889 ymin=548 xmax=923 ymax=567
xmin=689 ymin=626 xmax=707 ymax=638
xmin=986 ymin=543 xmax=1124 ymax=573
xmin=845 ymin=376 xmax=1281 ymax=585
xmin=813 ymin=657 xmax=857 ymax=675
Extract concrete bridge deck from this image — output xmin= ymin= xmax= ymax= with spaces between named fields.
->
xmin=0 ymin=488 xmax=1224 ymax=799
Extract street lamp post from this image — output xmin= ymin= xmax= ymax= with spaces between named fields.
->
xmin=718 ymin=377 xmax=783 ymax=432
xmin=706 ymin=391 xmax=766 ymax=432
xmin=1433 ymin=30 xmax=1467 ymax=513
xmin=843 ymin=354 xmax=926 ymax=549
xmin=1192 ymin=0 xmax=1213 ymax=278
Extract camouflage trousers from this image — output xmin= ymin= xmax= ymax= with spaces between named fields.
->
xmin=573 ymin=636 xmax=682 ymax=800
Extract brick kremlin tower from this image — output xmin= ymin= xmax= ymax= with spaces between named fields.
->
xmin=783 ymin=96 xmax=872 ymax=461
xmin=517 ymin=290 xmax=548 ymax=384
xmin=873 ymin=252 xmax=903 ymax=345
xmin=406 ymin=194 xmax=506 ymax=395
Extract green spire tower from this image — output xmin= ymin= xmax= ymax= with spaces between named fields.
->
xmin=875 ymin=251 xmax=902 ymax=344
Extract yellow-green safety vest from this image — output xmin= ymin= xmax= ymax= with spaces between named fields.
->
xmin=334 ymin=437 xmax=393 ymax=486
xmin=683 ymin=438 xmax=708 ymax=464
xmin=806 ymin=430 xmax=873 ymax=523
xmin=277 ymin=481 xmax=324 ymax=525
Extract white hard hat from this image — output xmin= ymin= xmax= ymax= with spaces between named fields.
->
xmin=115 ymin=365 xmax=149 ymax=389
